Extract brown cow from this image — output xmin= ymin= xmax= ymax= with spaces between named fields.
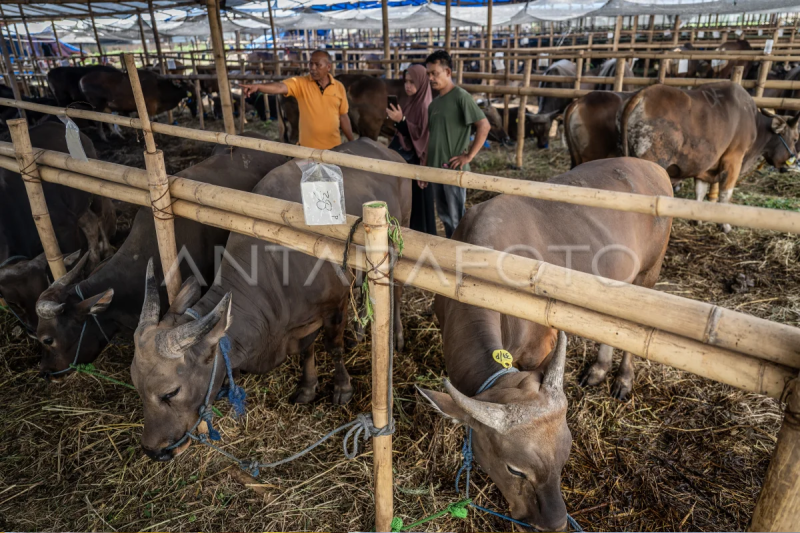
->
xmin=621 ymin=81 xmax=799 ymax=232
xmin=563 ymin=90 xmax=633 ymax=168
xmin=420 ymin=157 xmax=673 ymax=530
xmin=130 ymin=138 xmax=411 ymax=461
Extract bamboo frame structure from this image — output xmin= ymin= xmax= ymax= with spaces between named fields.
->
xmin=364 ymin=202 xmax=392 ymax=533
xmin=7 ymin=119 xmax=65 ymax=279
xmin=206 ymin=0 xmax=235 ymax=134
xmin=515 ymin=58 xmax=531 ymax=168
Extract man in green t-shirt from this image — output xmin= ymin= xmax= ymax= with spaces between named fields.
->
xmin=425 ymin=50 xmax=490 ymax=238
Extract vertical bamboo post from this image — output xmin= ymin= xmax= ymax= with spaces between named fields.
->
xmin=19 ymin=5 xmax=41 ymax=90
xmin=612 ymin=15 xmax=622 ymax=51
xmin=749 ymin=377 xmax=800 ymax=531
xmin=515 ymin=58 xmax=532 ymax=168
xmin=88 ymin=2 xmax=103 ymax=58
xmin=487 ymin=0 xmax=493 ymax=63
xmin=148 ymin=0 xmax=165 ymax=73
xmin=236 ymin=30 xmax=245 ymax=134
xmin=207 ymin=0 xmax=236 ymax=135
xmin=574 ymin=52 xmax=584 ymax=89
xmin=194 ymin=78 xmax=205 ymax=129
xmin=456 ymin=57 xmax=463 ymax=84
xmin=613 ymin=57 xmax=626 ymax=91
xmin=731 ymin=65 xmax=744 ymax=85
xmin=137 ymin=13 xmax=150 ymax=66
xmin=445 ymin=0 xmax=452 ymax=53
xmin=51 ymin=21 xmax=62 ymax=60
xmin=266 ymin=0 xmax=280 ymax=77
xmin=8 ymin=119 xmax=65 ymax=280
xmin=755 ymin=60 xmax=772 ymax=98
xmin=123 ymin=54 xmax=181 ymax=303
xmin=502 ymin=37 xmax=510 ymax=132
xmin=629 ymin=15 xmax=638 ymax=49
xmin=363 ymin=201 xmax=392 ymax=533
xmin=381 ymin=0 xmax=391 ymax=78
xmin=658 ymin=57 xmax=669 ymax=84
xmin=672 ymin=15 xmax=681 ymax=45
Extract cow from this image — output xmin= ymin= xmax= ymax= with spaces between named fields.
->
xmin=478 ymin=102 xmax=513 ymax=146
xmin=621 ymin=81 xmax=800 ymax=232
xmin=47 ymin=65 xmax=123 ymax=139
xmin=419 ymin=157 xmax=673 ymax=530
xmin=34 ymin=136 xmax=289 ymax=377
xmin=337 ymin=73 xmax=392 ymax=141
xmin=0 ymin=84 xmax=60 ymax=125
xmin=0 ymin=121 xmax=116 ymax=332
xmin=130 ymin=138 xmax=411 ymax=461
xmin=704 ymin=39 xmax=754 ymax=80
xmin=563 ymin=91 xmax=633 ymax=168
xmin=527 ymin=59 xmax=634 ymax=149
xmin=79 ymin=68 xmax=197 ymax=140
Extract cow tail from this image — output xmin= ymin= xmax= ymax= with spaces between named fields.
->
xmin=621 ymin=89 xmax=646 ymax=158
xmin=563 ymin=99 xmax=580 ymax=168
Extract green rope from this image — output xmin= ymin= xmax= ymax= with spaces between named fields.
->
xmin=391 ymin=499 xmax=471 ymax=532
xmin=355 ymin=211 xmax=403 ymax=329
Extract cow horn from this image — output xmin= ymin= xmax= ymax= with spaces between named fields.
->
xmin=156 ymin=292 xmax=232 ymax=359
xmin=51 ymin=252 xmax=89 ymax=288
xmin=527 ymin=113 xmax=550 ymax=124
xmin=138 ymin=258 xmax=161 ymax=331
xmin=443 ymin=379 xmax=512 ymax=433
xmin=543 ymin=331 xmax=567 ymax=393
xmin=789 ymin=111 xmax=800 ymax=128
xmin=36 ymin=299 xmax=65 ymax=319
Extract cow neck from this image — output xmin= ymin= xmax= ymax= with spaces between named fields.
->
xmin=747 ymin=112 xmax=781 ymax=171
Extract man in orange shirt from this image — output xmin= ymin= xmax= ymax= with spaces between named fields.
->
xmin=242 ymin=51 xmax=354 ymax=150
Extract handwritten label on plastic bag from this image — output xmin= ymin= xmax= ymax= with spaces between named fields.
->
xmin=298 ymin=160 xmax=346 ymax=226
xmin=764 ymin=39 xmax=774 ymax=55
xmin=678 ymin=60 xmax=689 ymax=74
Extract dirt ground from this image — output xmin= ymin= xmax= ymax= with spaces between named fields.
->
xmin=0 ymin=110 xmax=798 ymax=532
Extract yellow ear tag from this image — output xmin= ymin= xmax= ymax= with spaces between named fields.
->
xmin=492 ymin=349 xmax=514 ymax=369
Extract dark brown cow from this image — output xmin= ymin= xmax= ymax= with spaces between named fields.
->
xmin=704 ymin=39 xmax=754 ymax=79
xmin=35 ymin=136 xmax=288 ymax=377
xmin=129 ymin=138 xmax=411 ymax=461
xmin=563 ymin=91 xmax=633 ymax=167
xmin=79 ymin=68 xmax=197 ymax=139
xmin=337 ymin=73 xmax=391 ymax=140
xmin=621 ymin=81 xmax=799 ymax=232
xmin=420 ymin=157 xmax=673 ymax=530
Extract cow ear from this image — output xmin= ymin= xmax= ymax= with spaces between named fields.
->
xmin=416 ymin=385 xmax=469 ymax=423
xmin=75 ymin=289 xmax=114 ymax=316
xmin=771 ymin=116 xmax=787 ymax=134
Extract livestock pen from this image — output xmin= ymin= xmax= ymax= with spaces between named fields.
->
xmin=0 ymin=44 xmax=799 ymax=530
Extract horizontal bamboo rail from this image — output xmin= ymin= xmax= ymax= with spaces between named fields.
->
xmin=1 ymin=98 xmax=798 ymax=235
xmin=0 ymin=153 xmax=789 ymax=401
xmin=3 ymin=145 xmax=799 ymax=371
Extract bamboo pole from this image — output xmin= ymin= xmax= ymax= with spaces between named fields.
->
xmin=503 ymin=39 xmax=510 ymax=132
xmin=1 ymin=152 xmax=788 ymax=401
xmin=756 ymin=59 xmax=772 ymax=98
xmin=613 ymin=57 xmax=626 ymax=91
xmin=574 ymin=52 xmax=583 ymax=89
xmin=137 ymin=13 xmax=149 ymax=66
xmin=732 ymin=65 xmax=745 ymax=85
xmin=236 ymin=30 xmax=245 ymax=135
xmin=381 ymin=0 xmax=390 ymax=78
xmin=51 ymin=21 xmax=61 ymax=60
xmin=88 ymin=1 xmax=103 ymax=58
xmin=630 ymin=15 xmax=638 ymax=50
xmin=0 ymin=21 xmax=23 ymax=120
xmin=750 ymin=375 xmax=800 ymax=531
xmin=515 ymin=58 xmax=531 ymax=168
xmin=612 ymin=15 xmax=622 ymax=51
xmin=190 ymin=54 xmax=204 ymax=129
xmin=456 ymin=57 xmax=463 ymax=84
xmin=18 ymin=5 xmax=41 ymax=91
xmin=265 ymin=0 xmax=280 ymax=77
xmin=672 ymin=15 xmax=681 ymax=46
xmin=123 ymin=54 xmax=181 ymax=303
xmin=5 ymin=97 xmax=800 ymax=236
xmin=487 ymin=0 xmax=493 ymax=65
xmin=207 ymin=0 xmax=235 ymax=134
xmin=445 ymin=0 xmax=451 ymax=54
xmin=7 ymin=119 xmax=65 ymax=279
xmin=363 ymin=201 xmax=393 ymax=533
xmin=148 ymin=0 xmax=164 ymax=72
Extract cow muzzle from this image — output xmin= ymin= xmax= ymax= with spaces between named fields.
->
xmin=142 ymin=445 xmax=176 ymax=462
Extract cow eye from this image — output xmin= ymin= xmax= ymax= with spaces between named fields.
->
xmin=41 ymin=337 xmax=54 ymax=346
xmin=507 ymin=466 xmax=526 ymax=478
xmin=161 ymin=387 xmax=181 ymax=403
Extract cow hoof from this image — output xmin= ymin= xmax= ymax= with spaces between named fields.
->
xmin=720 ymin=223 xmax=733 ymax=234
xmin=332 ymin=383 xmax=354 ymax=405
xmin=610 ymin=376 xmax=633 ymax=402
xmin=289 ymin=385 xmax=317 ymax=404
xmin=395 ymin=335 xmax=404 ymax=354
xmin=580 ymin=365 xmax=609 ymax=387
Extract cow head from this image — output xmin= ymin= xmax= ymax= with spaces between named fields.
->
xmin=0 ymin=252 xmax=81 ymax=335
xmin=418 ymin=332 xmax=571 ymax=532
xmin=761 ymin=109 xmax=800 ymax=169
xmin=35 ymin=253 xmax=115 ymax=378
xmin=528 ymin=110 xmax=562 ymax=149
xmin=132 ymin=259 xmax=232 ymax=462
xmin=479 ymin=102 xmax=513 ymax=146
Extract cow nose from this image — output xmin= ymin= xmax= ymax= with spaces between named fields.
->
xmin=38 ymin=369 xmax=52 ymax=381
xmin=142 ymin=445 xmax=174 ymax=462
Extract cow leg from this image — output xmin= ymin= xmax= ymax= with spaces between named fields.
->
xmin=324 ymin=302 xmax=353 ymax=405
xmin=77 ymin=209 xmax=109 ymax=269
xmin=610 ymin=351 xmax=635 ymax=401
xmin=289 ymin=343 xmax=319 ymax=404
xmin=695 ymin=179 xmax=710 ymax=202
xmin=580 ymin=343 xmax=614 ymax=387
xmin=716 ymin=157 xmax=742 ymax=233
xmin=96 ymin=121 xmax=108 ymax=142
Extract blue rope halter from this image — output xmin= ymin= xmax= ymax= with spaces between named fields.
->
xmin=455 ymin=366 xmax=584 ymax=532
xmin=49 ymin=284 xmax=111 ymax=376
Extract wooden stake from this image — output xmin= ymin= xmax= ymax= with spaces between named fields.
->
xmin=612 ymin=15 xmax=622 ymax=51
xmin=88 ymin=1 xmax=103 ymax=58
xmin=265 ymin=0 xmax=280 ymax=77
xmin=207 ymin=0 xmax=235 ymax=134
xmin=515 ymin=58 xmax=531 ymax=168
xmin=756 ymin=60 xmax=772 ymax=98
xmin=7 ymin=118 xmax=65 ymax=279
xmin=672 ymin=15 xmax=681 ymax=45
xmin=123 ymin=54 xmax=181 ymax=302
xmin=51 ymin=21 xmax=62 ymax=60
xmin=363 ymin=201 xmax=392 ymax=533
xmin=731 ymin=65 xmax=745 ymax=85
xmin=613 ymin=57 xmax=626 ymax=91
xmin=137 ymin=13 xmax=150 ymax=66
xmin=750 ymin=376 xmax=800 ymax=531
xmin=657 ymin=58 xmax=669 ymax=84
xmin=574 ymin=52 xmax=584 ymax=89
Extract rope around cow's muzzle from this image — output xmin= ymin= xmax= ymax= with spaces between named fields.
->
xmin=49 ymin=284 xmax=111 ymax=376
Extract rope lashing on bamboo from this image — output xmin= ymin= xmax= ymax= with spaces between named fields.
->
xmin=149 ymin=186 xmax=178 ymax=221
xmin=49 ymin=284 xmax=111 ymax=376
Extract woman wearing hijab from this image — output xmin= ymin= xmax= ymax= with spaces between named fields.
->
xmin=386 ymin=64 xmax=437 ymax=236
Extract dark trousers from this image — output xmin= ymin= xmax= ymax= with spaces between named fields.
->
xmin=389 ymin=141 xmax=437 ymax=236
xmin=432 ymin=183 xmax=466 ymax=238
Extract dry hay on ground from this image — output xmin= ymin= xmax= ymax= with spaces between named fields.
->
xmin=0 ymin=118 xmax=796 ymax=532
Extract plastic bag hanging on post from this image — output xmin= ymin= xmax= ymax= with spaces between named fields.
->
xmin=298 ymin=159 xmax=347 ymax=226
xmin=58 ymin=116 xmax=88 ymax=162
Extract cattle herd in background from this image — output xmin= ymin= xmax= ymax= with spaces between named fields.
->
xmin=0 ymin=41 xmax=796 ymax=530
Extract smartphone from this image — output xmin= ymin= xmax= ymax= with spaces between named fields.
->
xmin=387 ymin=95 xmax=399 ymax=108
